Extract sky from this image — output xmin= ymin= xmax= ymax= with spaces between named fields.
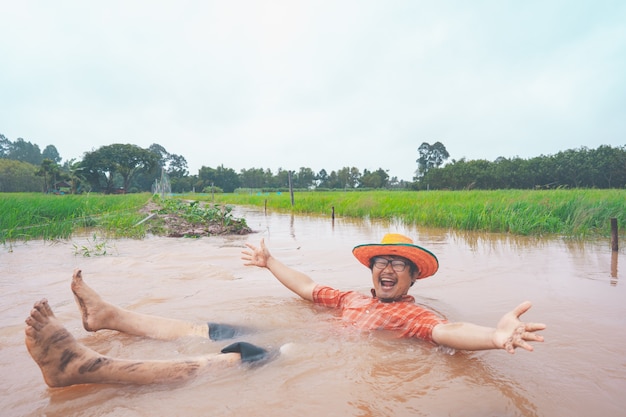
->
xmin=1 ymin=1 xmax=625 ymax=182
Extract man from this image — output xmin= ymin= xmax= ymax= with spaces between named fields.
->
xmin=241 ymin=233 xmax=546 ymax=353
xmin=25 ymin=269 xmax=274 ymax=387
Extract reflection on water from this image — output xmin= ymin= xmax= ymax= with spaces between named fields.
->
xmin=611 ymin=251 xmax=619 ymax=286
xmin=1 ymin=207 xmax=625 ymax=417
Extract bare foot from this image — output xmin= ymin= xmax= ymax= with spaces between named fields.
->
xmin=71 ymin=269 xmax=118 ymax=332
xmin=25 ymin=299 xmax=108 ymax=387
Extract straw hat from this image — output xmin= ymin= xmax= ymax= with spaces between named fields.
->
xmin=352 ymin=233 xmax=439 ymax=279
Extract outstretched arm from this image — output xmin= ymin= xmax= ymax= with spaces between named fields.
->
xmin=242 ymin=238 xmax=316 ymax=302
xmin=431 ymin=301 xmax=546 ymax=353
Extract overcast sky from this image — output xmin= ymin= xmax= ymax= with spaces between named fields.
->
xmin=1 ymin=1 xmax=625 ymax=181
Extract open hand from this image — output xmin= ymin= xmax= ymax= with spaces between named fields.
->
xmin=241 ymin=238 xmax=271 ymax=268
xmin=494 ymin=301 xmax=546 ymax=354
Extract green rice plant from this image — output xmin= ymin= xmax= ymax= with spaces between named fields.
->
xmin=0 ymin=193 xmax=151 ymax=243
xmin=200 ymin=189 xmax=625 ymax=238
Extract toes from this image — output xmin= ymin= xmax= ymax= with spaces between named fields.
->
xmin=28 ymin=298 xmax=56 ymax=328
xmin=33 ymin=299 xmax=54 ymax=318
xmin=73 ymin=269 xmax=82 ymax=280
xmin=25 ymin=315 xmax=43 ymax=331
xmin=71 ymin=269 xmax=83 ymax=290
xmin=30 ymin=306 xmax=45 ymax=323
xmin=40 ymin=300 xmax=54 ymax=317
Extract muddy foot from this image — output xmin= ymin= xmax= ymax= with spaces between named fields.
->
xmin=24 ymin=298 xmax=105 ymax=387
xmin=71 ymin=269 xmax=118 ymax=332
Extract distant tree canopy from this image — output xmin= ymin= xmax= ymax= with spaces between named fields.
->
xmin=415 ymin=141 xmax=450 ymax=179
xmin=42 ymin=145 xmax=61 ymax=164
xmin=0 ymin=159 xmax=43 ymax=192
xmin=0 ymin=135 xmax=46 ymax=165
xmin=35 ymin=159 xmax=60 ymax=193
xmin=198 ymin=165 xmax=240 ymax=193
xmin=416 ymin=145 xmax=626 ymax=190
xmin=80 ymin=144 xmax=159 ymax=193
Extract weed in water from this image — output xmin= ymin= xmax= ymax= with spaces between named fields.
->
xmin=72 ymin=233 xmax=115 ymax=257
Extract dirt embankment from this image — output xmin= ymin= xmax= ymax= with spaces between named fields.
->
xmin=139 ymin=200 xmax=253 ymax=238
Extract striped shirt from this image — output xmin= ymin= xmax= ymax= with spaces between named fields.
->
xmin=312 ymin=285 xmax=447 ymax=342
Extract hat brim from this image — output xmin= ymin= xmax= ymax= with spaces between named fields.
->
xmin=352 ymin=243 xmax=439 ymax=279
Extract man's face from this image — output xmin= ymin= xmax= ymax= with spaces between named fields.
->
xmin=370 ymin=255 xmax=417 ymax=301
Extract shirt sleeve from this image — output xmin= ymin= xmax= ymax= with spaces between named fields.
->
xmin=312 ymin=284 xmax=344 ymax=308
xmin=404 ymin=307 xmax=448 ymax=342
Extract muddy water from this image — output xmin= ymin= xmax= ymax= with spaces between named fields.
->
xmin=1 ymin=207 xmax=625 ymax=417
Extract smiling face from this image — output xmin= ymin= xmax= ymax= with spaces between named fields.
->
xmin=369 ymin=255 xmax=419 ymax=302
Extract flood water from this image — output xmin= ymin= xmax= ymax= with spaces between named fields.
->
xmin=1 ymin=206 xmax=625 ymax=417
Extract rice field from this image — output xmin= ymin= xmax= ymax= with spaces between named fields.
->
xmin=1 ymin=189 xmax=624 ymax=244
xmin=0 ymin=193 xmax=150 ymax=243
xmin=204 ymin=189 xmax=625 ymax=238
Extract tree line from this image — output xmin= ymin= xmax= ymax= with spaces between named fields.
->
xmin=0 ymin=134 xmax=405 ymax=193
xmin=416 ymin=145 xmax=626 ymax=190
xmin=1 ymin=133 xmax=624 ymax=193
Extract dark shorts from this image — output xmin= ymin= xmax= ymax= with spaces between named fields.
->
xmin=207 ymin=322 xmax=252 ymax=341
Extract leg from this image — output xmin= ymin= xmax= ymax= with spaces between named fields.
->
xmin=71 ymin=269 xmax=210 ymax=340
xmin=25 ymin=299 xmax=243 ymax=387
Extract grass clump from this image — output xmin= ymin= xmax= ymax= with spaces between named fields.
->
xmin=72 ymin=233 xmax=116 ymax=257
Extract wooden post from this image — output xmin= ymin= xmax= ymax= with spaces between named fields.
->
xmin=288 ymin=170 xmax=295 ymax=207
xmin=264 ymin=199 xmax=267 ymax=215
xmin=331 ymin=206 xmax=335 ymax=220
xmin=611 ymin=218 xmax=618 ymax=251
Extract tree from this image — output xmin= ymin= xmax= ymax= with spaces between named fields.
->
xmin=271 ymin=168 xmax=290 ymax=189
xmin=62 ymin=159 xmax=88 ymax=194
xmin=215 ymin=165 xmax=240 ymax=192
xmin=146 ymin=143 xmax=189 ymax=180
xmin=198 ymin=164 xmax=240 ymax=193
xmin=81 ymin=144 xmax=158 ymax=193
xmin=8 ymin=138 xmax=43 ymax=165
xmin=360 ymin=168 xmax=389 ymax=189
xmin=0 ymin=159 xmax=43 ymax=192
xmin=316 ymin=169 xmax=328 ymax=188
xmin=166 ymin=154 xmax=189 ymax=178
xmin=36 ymin=159 xmax=60 ymax=193
xmin=170 ymin=174 xmax=195 ymax=193
xmin=321 ymin=170 xmax=340 ymax=189
xmin=336 ymin=166 xmax=361 ymax=189
xmin=0 ymin=134 xmax=11 ymax=158
xmin=591 ymin=145 xmax=626 ymax=188
xmin=294 ymin=167 xmax=316 ymax=189
xmin=239 ymin=167 xmax=272 ymax=189
xmin=415 ymin=141 xmax=449 ymax=179
xmin=42 ymin=145 xmax=62 ymax=164
xmin=147 ymin=143 xmax=168 ymax=163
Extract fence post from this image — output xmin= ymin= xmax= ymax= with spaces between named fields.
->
xmin=288 ymin=171 xmax=295 ymax=207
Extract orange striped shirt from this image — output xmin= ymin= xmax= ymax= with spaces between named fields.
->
xmin=312 ymin=285 xmax=447 ymax=342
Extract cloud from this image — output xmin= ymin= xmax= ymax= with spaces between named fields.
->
xmin=1 ymin=0 xmax=625 ymax=181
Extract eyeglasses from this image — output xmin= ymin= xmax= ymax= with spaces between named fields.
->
xmin=372 ymin=257 xmax=408 ymax=272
